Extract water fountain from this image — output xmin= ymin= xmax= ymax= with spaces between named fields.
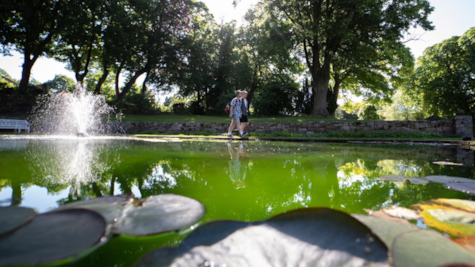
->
xmin=29 ymin=84 xmax=122 ymax=136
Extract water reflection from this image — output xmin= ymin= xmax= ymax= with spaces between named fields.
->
xmin=226 ymin=142 xmax=248 ymax=189
xmin=0 ymin=140 xmax=474 ymax=219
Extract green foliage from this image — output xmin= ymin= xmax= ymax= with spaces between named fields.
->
xmin=253 ymin=76 xmax=299 ymax=116
xmin=44 ymin=75 xmax=75 ymax=93
xmin=409 ymin=27 xmax=475 ymax=117
xmin=0 ymin=0 xmax=63 ymax=91
xmin=117 ymin=85 xmax=159 ymax=115
xmin=361 ymin=106 xmax=381 ymax=121
xmin=265 ymin=0 xmax=434 ymax=116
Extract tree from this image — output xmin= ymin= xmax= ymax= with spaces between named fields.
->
xmin=0 ymin=0 xmax=63 ymax=92
xmin=237 ymin=4 xmax=300 ymax=107
xmin=50 ymin=0 xmax=105 ymax=84
xmin=44 ymin=75 xmax=76 ymax=92
xmin=265 ymin=0 xmax=434 ymax=116
xmin=253 ymin=75 xmax=299 ymax=116
xmin=410 ymin=27 xmax=475 ymax=117
xmin=361 ymin=105 xmax=380 ymax=121
xmin=114 ymin=0 xmax=195 ymax=102
xmin=174 ymin=4 xmax=219 ymax=113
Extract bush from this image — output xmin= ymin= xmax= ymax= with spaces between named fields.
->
xmin=253 ymin=78 xmax=299 ymax=116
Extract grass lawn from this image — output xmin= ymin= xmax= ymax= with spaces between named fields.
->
xmin=122 ymin=114 xmax=353 ymax=123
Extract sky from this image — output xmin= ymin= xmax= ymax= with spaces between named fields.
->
xmin=0 ymin=0 xmax=474 ymax=84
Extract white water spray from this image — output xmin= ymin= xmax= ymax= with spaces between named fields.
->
xmin=30 ymin=84 xmax=122 ymax=135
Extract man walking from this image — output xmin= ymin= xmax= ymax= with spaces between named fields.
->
xmin=228 ymin=91 xmax=243 ymax=138
xmin=240 ymin=91 xmax=249 ymax=136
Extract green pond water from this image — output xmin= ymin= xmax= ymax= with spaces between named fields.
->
xmin=0 ymin=138 xmax=474 ymax=266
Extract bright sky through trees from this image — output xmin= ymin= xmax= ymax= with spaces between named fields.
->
xmin=0 ymin=0 xmax=474 ymax=84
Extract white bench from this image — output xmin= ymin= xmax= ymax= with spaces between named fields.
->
xmin=0 ymin=119 xmax=31 ymax=133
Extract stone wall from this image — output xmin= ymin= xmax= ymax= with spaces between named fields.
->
xmin=121 ymin=115 xmax=473 ymax=138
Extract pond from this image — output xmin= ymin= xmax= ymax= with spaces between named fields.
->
xmin=0 ymin=137 xmax=474 ymax=266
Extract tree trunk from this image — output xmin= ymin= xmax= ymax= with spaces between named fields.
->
xmin=95 ymin=67 xmax=109 ymax=94
xmin=19 ymin=56 xmax=35 ymax=92
xmin=117 ymin=68 xmax=148 ymax=101
xmin=141 ymin=72 xmax=149 ymax=94
xmin=115 ymin=63 xmax=124 ymax=100
xmin=329 ymin=76 xmax=341 ymax=117
xmin=312 ymin=78 xmax=330 ymax=117
xmin=247 ymin=65 xmax=259 ymax=107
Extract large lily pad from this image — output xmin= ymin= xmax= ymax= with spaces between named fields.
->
xmin=0 ymin=206 xmax=37 ymax=236
xmin=420 ymin=209 xmax=475 ymax=237
xmin=424 ymin=176 xmax=475 ymax=184
xmin=445 ymin=183 xmax=475 ymax=196
xmin=55 ymin=195 xmax=133 ymax=224
xmin=0 ymin=209 xmax=106 ymax=265
xmin=353 ymin=214 xmax=417 ymax=248
xmin=112 ymin=195 xmax=206 ymax=236
xmin=392 ymin=230 xmax=475 ymax=267
xmin=56 ymin=194 xmax=205 ymax=236
xmin=136 ymin=208 xmax=389 ymax=267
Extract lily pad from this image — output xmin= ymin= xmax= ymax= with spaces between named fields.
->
xmin=55 ymin=195 xmax=133 ymax=224
xmin=445 ymin=183 xmax=475 ymax=196
xmin=378 ymin=175 xmax=429 ymax=184
xmin=392 ymin=230 xmax=475 ymax=267
xmin=0 ymin=209 xmax=106 ymax=265
xmin=406 ymin=177 xmax=430 ymax=184
xmin=0 ymin=206 xmax=37 ymax=236
xmin=424 ymin=176 xmax=475 ymax=184
xmin=432 ymin=161 xmax=464 ymax=166
xmin=378 ymin=175 xmax=406 ymax=182
xmin=436 ymin=199 xmax=475 ymax=213
xmin=353 ymin=214 xmax=417 ymax=248
xmin=112 ymin=194 xmax=206 ymax=236
xmin=420 ymin=209 xmax=475 ymax=237
xmin=382 ymin=206 xmax=421 ymax=220
xmin=452 ymin=236 xmax=475 ymax=253
xmin=56 ymin=194 xmax=205 ymax=236
xmin=136 ymin=208 xmax=389 ymax=267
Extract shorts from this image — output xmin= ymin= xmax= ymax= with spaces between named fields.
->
xmin=240 ymin=115 xmax=248 ymax=123
xmin=232 ymin=114 xmax=241 ymax=122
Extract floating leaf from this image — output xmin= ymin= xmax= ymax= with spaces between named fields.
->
xmin=382 ymin=206 xmax=421 ymax=220
xmin=420 ymin=209 xmax=475 ymax=237
xmin=0 ymin=209 xmax=106 ymax=265
xmin=56 ymin=194 xmax=205 ymax=237
xmin=433 ymin=161 xmax=464 ymax=166
xmin=392 ymin=230 xmax=475 ymax=267
xmin=378 ymin=175 xmax=406 ymax=182
xmin=55 ymin=195 xmax=133 ymax=224
xmin=452 ymin=236 xmax=475 ymax=253
xmin=363 ymin=209 xmax=415 ymax=226
xmin=353 ymin=214 xmax=417 ymax=248
xmin=136 ymin=208 xmax=389 ymax=267
xmin=415 ymin=199 xmax=475 ymax=215
xmin=424 ymin=176 xmax=475 ymax=184
xmin=0 ymin=206 xmax=37 ymax=236
xmin=445 ymin=183 xmax=475 ymax=196
xmin=378 ymin=175 xmax=429 ymax=184
xmin=437 ymin=264 xmax=475 ymax=267
xmin=112 ymin=195 xmax=205 ymax=236
xmin=406 ymin=177 xmax=430 ymax=184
